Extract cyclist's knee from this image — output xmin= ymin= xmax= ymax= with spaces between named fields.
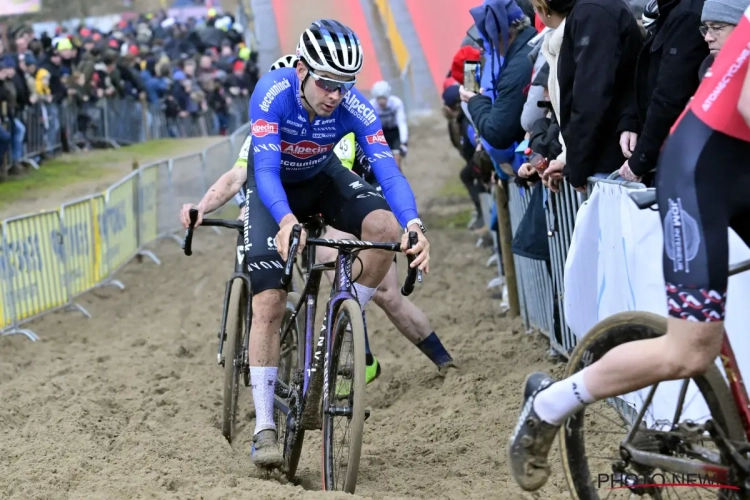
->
xmin=252 ymin=289 xmax=287 ymax=321
xmin=373 ymin=284 xmax=401 ymax=313
xmin=662 ymin=318 xmax=724 ymax=378
xmin=361 ymin=210 xmax=400 ymax=242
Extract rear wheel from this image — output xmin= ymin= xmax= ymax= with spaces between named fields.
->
xmin=322 ymin=299 xmax=366 ymax=493
xmin=560 ymin=312 xmax=747 ymax=499
xmin=275 ymin=292 xmax=306 ymax=480
xmin=222 ymin=279 xmax=249 ymax=443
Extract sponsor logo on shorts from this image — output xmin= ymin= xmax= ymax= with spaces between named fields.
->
xmin=267 ymin=237 xmax=277 ymax=250
xmin=251 ymin=119 xmax=279 ymax=137
xmin=663 ymin=197 xmax=700 ymax=273
xmin=366 ymin=130 xmax=387 ymax=146
xmin=343 ymin=92 xmax=377 ymax=126
xmin=247 ymin=259 xmax=284 ymax=272
xmin=259 ymin=78 xmax=291 ymax=112
xmin=281 ymin=140 xmax=334 ymax=160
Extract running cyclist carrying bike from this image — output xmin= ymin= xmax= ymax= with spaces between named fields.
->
xmin=179 ymin=20 xmax=430 ymax=469
xmin=508 ymin=5 xmax=750 ymax=491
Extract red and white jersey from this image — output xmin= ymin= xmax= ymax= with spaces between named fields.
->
xmin=679 ymin=5 xmax=750 ymax=142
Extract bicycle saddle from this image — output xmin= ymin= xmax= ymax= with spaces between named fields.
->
xmin=628 ymin=188 xmax=658 ymax=210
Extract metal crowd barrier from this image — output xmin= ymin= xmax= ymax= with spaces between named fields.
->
xmin=1 ymin=95 xmax=252 ymax=174
xmin=502 ymin=172 xmax=646 ymax=358
xmin=0 ymin=121 xmax=251 ymax=341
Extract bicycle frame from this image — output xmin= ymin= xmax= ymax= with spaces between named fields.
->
xmin=618 ymin=258 xmax=750 ymax=481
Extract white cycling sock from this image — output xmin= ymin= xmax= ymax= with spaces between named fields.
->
xmin=533 ymin=369 xmax=595 ymax=425
xmin=250 ymin=366 xmax=278 ymax=435
xmin=353 ymin=283 xmax=377 ymax=310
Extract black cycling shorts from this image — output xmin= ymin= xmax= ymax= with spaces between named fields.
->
xmin=656 ymin=110 xmax=750 ymax=322
xmin=383 ymin=127 xmax=401 ymax=152
xmin=242 ymin=153 xmax=391 ymax=294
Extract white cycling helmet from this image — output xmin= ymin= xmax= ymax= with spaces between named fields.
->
xmin=270 ymin=54 xmax=298 ymax=72
xmin=296 ymin=19 xmax=363 ymax=77
xmin=371 ymin=81 xmax=391 ymax=99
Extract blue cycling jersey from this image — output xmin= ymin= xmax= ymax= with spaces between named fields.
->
xmin=247 ymin=67 xmax=418 ymax=226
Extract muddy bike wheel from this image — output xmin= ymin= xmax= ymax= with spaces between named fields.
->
xmin=275 ymin=292 xmax=306 ymax=480
xmin=322 ymin=299 xmax=366 ymax=494
xmin=222 ymin=279 xmax=249 ymax=443
xmin=560 ymin=311 xmax=747 ymax=500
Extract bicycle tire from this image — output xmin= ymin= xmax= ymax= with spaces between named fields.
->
xmin=560 ymin=311 xmax=747 ymax=500
xmin=276 ymin=292 xmax=306 ymax=480
xmin=222 ymin=279 xmax=248 ymax=443
xmin=322 ymin=299 xmax=366 ymax=493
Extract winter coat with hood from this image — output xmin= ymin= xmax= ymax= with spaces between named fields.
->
xmin=621 ymin=0 xmax=708 ymax=177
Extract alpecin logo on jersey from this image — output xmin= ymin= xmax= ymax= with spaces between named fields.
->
xmin=343 ymin=92 xmax=377 ymax=126
xmin=366 ymin=130 xmax=387 ymax=146
xmin=251 ymin=119 xmax=279 ymax=137
xmin=259 ymin=78 xmax=291 ymax=112
xmin=281 ymin=140 xmax=334 ymax=159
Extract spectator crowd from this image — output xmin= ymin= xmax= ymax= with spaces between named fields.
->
xmin=442 ymin=0 xmax=747 ymax=346
xmin=0 ymin=8 xmax=261 ymax=181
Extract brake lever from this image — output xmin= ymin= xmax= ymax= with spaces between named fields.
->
xmin=183 ymin=208 xmax=198 ymax=256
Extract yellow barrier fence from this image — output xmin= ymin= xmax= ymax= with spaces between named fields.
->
xmin=0 ymin=122 xmax=251 ymax=341
xmin=2 ymin=211 xmax=68 ymax=323
xmin=374 ymin=0 xmax=410 ymax=73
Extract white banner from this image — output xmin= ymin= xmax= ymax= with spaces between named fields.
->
xmin=564 ymin=181 xmax=750 ymax=425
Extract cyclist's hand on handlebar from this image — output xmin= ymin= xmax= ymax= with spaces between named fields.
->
xmin=401 ymin=226 xmax=430 ymax=273
xmin=275 ymin=214 xmax=307 ymax=261
xmin=181 ymin=204 xmax=204 ymax=228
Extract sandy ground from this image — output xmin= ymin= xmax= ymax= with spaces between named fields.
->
xmin=0 ymin=117 xmax=576 ymax=499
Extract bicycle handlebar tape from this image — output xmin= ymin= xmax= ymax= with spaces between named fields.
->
xmin=401 ymin=231 xmax=419 ymax=296
xmin=183 ymin=209 xmax=199 ymax=256
xmin=280 ymin=225 xmax=302 ymax=288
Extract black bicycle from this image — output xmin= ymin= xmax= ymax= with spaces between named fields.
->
xmin=182 ymin=209 xmax=420 ymax=493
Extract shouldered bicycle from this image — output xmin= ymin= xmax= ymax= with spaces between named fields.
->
xmin=182 ymin=209 xmax=420 ymax=493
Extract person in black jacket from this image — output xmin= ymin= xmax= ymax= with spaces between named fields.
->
xmin=533 ymin=0 xmax=643 ymax=191
xmin=617 ymin=0 xmax=708 ymax=183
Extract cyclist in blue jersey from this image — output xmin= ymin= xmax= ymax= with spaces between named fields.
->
xmin=179 ymin=19 xmax=430 ymax=469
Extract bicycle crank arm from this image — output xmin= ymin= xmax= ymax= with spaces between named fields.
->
xmin=323 ymin=406 xmax=372 ymax=421
xmin=621 ymin=444 xmax=731 ymax=483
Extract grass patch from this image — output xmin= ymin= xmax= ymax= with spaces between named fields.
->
xmin=437 ymin=176 xmax=470 ymax=199
xmin=424 ymin=207 xmax=473 ymax=230
xmin=0 ymin=139 xmax=206 ymax=208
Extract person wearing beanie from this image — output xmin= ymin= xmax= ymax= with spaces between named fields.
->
xmin=617 ymin=0 xmax=708 ymax=184
xmin=698 ymin=0 xmax=750 ymax=77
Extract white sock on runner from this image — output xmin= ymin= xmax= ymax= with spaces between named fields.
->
xmin=250 ymin=366 xmax=278 ymax=435
xmin=353 ymin=283 xmax=377 ymax=309
xmin=533 ymin=369 xmax=595 ymax=425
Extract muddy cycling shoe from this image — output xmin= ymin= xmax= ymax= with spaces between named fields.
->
xmin=251 ymin=429 xmax=283 ymax=468
xmin=507 ymin=372 xmax=560 ymax=492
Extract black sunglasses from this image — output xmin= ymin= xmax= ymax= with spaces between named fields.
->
xmin=307 ymin=68 xmax=356 ymax=94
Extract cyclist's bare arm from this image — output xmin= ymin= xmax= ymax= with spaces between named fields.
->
xmin=738 ymin=63 xmax=750 ymax=125
xmin=179 ymin=164 xmax=247 ymax=228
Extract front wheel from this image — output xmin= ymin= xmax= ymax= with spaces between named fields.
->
xmin=221 ymin=279 xmax=249 ymax=443
xmin=322 ymin=299 xmax=366 ymax=493
xmin=560 ymin=311 xmax=747 ymax=500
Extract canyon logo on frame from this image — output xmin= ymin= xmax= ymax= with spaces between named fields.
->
xmin=2 ymin=0 xmax=41 ymax=16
